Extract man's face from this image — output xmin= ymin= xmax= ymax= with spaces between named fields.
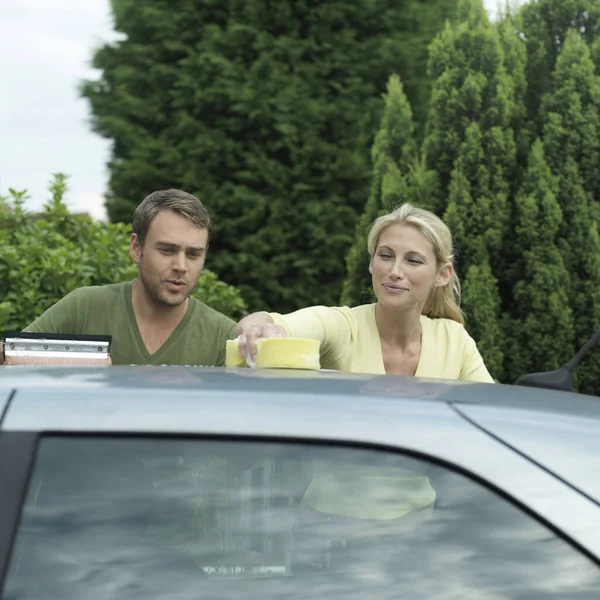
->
xmin=129 ymin=209 xmax=209 ymax=307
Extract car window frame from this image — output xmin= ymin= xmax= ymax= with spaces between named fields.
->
xmin=0 ymin=430 xmax=39 ymax=587
xmin=1 ymin=428 xmax=599 ymax=595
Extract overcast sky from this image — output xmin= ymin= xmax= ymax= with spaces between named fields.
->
xmin=1 ymin=0 xmax=512 ymax=221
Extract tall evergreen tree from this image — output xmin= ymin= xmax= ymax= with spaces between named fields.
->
xmin=461 ymin=262 xmax=504 ymax=379
xmin=82 ymin=0 xmax=458 ymax=312
xmin=341 ymin=74 xmax=417 ymax=307
xmin=444 ymin=140 xmax=506 ymax=378
xmin=397 ymin=0 xmax=462 ymax=142
xmin=519 ymin=0 xmax=600 ymax=138
xmin=422 ymin=0 xmax=516 ymax=377
xmin=496 ymin=5 xmax=529 ymax=181
xmin=541 ymin=29 xmax=600 ymax=393
xmin=545 ymin=29 xmax=600 ymax=204
xmin=422 ymin=0 xmax=515 ymax=218
xmin=505 ymin=139 xmax=574 ymax=382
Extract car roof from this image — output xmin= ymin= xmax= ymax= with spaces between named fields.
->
xmin=1 ymin=365 xmax=599 ymax=416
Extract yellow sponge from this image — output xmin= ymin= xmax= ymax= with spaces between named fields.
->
xmin=226 ymin=337 xmax=321 ymax=370
xmin=226 ymin=340 xmax=247 ymax=368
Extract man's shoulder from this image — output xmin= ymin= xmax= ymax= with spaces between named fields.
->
xmin=24 ymin=282 xmax=132 ymax=334
xmin=188 ymin=296 xmax=236 ymax=330
xmin=67 ymin=281 xmax=131 ymax=304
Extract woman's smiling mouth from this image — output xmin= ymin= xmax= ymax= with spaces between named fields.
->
xmin=382 ymin=283 xmax=409 ymax=293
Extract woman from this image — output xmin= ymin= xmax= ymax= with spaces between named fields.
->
xmin=235 ymin=204 xmax=494 ymax=572
xmin=236 ymin=202 xmax=494 ymax=383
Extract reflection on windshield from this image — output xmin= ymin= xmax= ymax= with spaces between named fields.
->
xmin=3 ymin=438 xmax=599 ymax=599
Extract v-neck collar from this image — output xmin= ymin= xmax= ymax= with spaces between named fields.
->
xmin=369 ymin=304 xmax=427 ymax=376
xmin=126 ymin=281 xmax=194 ymax=363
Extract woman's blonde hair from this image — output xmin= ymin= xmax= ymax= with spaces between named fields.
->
xmin=367 ymin=203 xmax=465 ymax=324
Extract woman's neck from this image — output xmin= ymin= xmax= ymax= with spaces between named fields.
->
xmin=374 ymin=302 xmax=422 ymax=348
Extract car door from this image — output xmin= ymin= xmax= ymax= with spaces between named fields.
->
xmin=1 ymin=428 xmax=599 ymax=599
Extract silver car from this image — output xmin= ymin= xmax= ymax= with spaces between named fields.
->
xmin=0 ymin=366 xmax=599 ymax=599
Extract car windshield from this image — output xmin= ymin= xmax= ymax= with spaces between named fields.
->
xmin=3 ymin=436 xmax=600 ymax=599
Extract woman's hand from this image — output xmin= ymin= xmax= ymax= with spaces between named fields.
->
xmin=239 ymin=323 xmax=287 ymax=363
xmin=235 ymin=312 xmax=287 ymax=363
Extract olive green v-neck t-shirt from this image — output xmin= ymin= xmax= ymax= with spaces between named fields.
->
xmin=24 ymin=281 xmax=236 ymax=366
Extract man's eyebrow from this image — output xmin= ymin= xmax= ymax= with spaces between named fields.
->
xmin=155 ymin=241 xmax=205 ymax=252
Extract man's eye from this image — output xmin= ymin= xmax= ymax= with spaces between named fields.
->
xmin=161 ymin=248 xmax=175 ymax=254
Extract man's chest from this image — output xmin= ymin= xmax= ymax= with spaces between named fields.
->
xmin=137 ymin=324 xmax=179 ymax=356
xmin=83 ymin=311 xmax=220 ymax=366
xmin=87 ymin=318 xmax=178 ymax=364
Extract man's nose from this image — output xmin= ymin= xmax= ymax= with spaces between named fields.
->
xmin=172 ymin=252 xmax=187 ymax=272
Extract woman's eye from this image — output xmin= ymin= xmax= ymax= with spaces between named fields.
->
xmin=408 ymin=257 xmax=422 ymax=265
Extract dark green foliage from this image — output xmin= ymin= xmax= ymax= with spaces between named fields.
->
xmin=421 ymin=0 xmax=516 ymax=378
xmin=82 ymin=0 xmax=459 ymax=312
xmin=461 ymin=261 xmax=504 ymax=378
xmin=496 ymin=7 xmax=530 ymax=180
xmin=540 ymin=29 xmax=600 ymax=394
xmin=345 ymin=0 xmax=600 ymax=391
xmin=0 ymin=175 xmax=247 ymax=333
xmin=341 ymin=74 xmax=417 ymax=307
xmin=504 ymin=139 xmax=574 ymax=382
xmin=423 ymin=0 xmax=515 ymax=212
xmin=520 ymin=0 xmax=600 ymax=136
xmin=541 ymin=29 xmax=600 ymax=203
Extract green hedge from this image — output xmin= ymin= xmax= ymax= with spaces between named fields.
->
xmin=0 ymin=174 xmax=247 ymax=333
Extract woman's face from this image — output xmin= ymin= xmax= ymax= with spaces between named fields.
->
xmin=369 ymin=223 xmax=451 ymax=312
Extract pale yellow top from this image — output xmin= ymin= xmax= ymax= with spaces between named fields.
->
xmin=270 ymin=303 xmax=494 ymax=383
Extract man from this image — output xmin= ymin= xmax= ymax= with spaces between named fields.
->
xmin=25 ymin=189 xmax=236 ymax=366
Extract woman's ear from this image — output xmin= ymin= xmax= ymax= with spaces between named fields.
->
xmin=435 ymin=263 xmax=453 ymax=287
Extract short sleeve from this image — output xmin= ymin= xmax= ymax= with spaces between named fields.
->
xmin=24 ymin=289 xmax=82 ymax=334
xmin=459 ymin=329 xmax=495 ymax=383
xmin=269 ymin=306 xmax=352 ymax=364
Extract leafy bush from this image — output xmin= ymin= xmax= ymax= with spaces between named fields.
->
xmin=0 ymin=174 xmax=247 ymax=332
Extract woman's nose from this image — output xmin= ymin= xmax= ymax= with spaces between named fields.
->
xmin=389 ymin=261 xmax=405 ymax=279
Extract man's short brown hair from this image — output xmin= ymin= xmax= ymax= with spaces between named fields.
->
xmin=132 ymin=189 xmax=212 ymax=245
